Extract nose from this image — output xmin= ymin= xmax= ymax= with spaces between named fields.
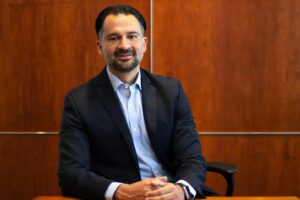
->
xmin=117 ymin=37 xmax=131 ymax=50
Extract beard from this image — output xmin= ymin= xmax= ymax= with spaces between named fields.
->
xmin=109 ymin=48 xmax=141 ymax=73
xmin=110 ymin=57 xmax=139 ymax=73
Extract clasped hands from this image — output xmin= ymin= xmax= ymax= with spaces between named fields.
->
xmin=114 ymin=176 xmax=185 ymax=200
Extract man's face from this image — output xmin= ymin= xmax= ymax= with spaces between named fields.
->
xmin=97 ymin=14 xmax=147 ymax=73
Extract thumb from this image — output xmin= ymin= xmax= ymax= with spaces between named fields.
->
xmin=150 ymin=176 xmax=168 ymax=187
xmin=157 ymin=176 xmax=168 ymax=182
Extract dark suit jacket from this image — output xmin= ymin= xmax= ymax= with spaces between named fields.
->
xmin=58 ymin=68 xmax=208 ymax=199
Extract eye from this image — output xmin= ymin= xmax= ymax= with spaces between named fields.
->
xmin=128 ymin=34 xmax=138 ymax=40
xmin=108 ymin=36 xmax=118 ymax=41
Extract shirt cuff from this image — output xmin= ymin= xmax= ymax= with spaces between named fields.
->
xmin=176 ymin=180 xmax=196 ymax=199
xmin=105 ymin=182 xmax=122 ymax=200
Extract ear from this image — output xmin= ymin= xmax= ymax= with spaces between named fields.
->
xmin=143 ymin=36 xmax=148 ymax=52
xmin=96 ymin=40 xmax=103 ymax=55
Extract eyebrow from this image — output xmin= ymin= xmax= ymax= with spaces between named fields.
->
xmin=106 ymin=33 xmax=119 ymax=38
xmin=106 ymin=31 xmax=140 ymax=37
xmin=127 ymin=31 xmax=139 ymax=35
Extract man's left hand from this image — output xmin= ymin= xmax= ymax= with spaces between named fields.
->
xmin=145 ymin=182 xmax=185 ymax=200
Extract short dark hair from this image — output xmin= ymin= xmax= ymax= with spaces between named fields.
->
xmin=95 ymin=5 xmax=146 ymax=38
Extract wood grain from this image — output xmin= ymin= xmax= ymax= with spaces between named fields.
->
xmin=0 ymin=0 xmax=150 ymax=131
xmin=201 ymin=134 xmax=300 ymax=196
xmin=153 ymin=0 xmax=300 ymax=131
xmin=0 ymin=135 xmax=60 ymax=200
xmin=0 ymin=134 xmax=299 ymax=199
xmin=0 ymin=0 xmax=299 ymax=199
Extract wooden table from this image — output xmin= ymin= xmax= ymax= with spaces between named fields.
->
xmin=33 ymin=196 xmax=299 ymax=200
xmin=204 ymin=198 xmax=299 ymax=200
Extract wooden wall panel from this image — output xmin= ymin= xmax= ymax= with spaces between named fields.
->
xmin=153 ymin=0 xmax=300 ymax=131
xmin=201 ymin=134 xmax=300 ymax=196
xmin=0 ymin=135 xmax=60 ymax=200
xmin=0 ymin=134 xmax=298 ymax=199
xmin=0 ymin=0 xmax=150 ymax=131
xmin=1 ymin=0 xmax=299 ymax=199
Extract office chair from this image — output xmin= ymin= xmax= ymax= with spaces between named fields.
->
xmin=206 ymin=162 xmax=238 ymax=196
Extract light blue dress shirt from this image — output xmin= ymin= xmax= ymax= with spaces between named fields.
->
xmin=104 ymin=66 xmax=196 ymax=200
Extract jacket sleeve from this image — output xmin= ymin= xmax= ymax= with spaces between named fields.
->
xmin=170 ymin=81 xmax=207 ymax=197
xmin=58 ymin=93 xmax=111 ymax=200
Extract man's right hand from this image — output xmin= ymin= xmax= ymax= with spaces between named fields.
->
xmin=114 ymin=176 xmax=168 ymax=200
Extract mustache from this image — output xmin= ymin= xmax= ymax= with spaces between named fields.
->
xmin=114 ymin=49 xmax=136 ymax=56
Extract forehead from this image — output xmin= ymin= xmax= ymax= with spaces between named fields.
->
xmin=102 ymin=14 xmax=143 ymax=34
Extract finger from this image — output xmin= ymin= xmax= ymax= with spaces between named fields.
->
xmin=149 ymin=176 xmax=168 ymax=187
xmin=146 ymin=184 xmax=173 ymax=197
xmin=157 ymin=176 xmax=168 ymax=182
xmin=145 ymin=190 xmax=176 ymax=200
xmin=151 ymin=180 xmax=166 ymax=187
xmin=144 ymin=176 xmax=167 ymax=184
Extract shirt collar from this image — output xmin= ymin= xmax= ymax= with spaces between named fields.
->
xmin=106 ymin=66 xmax=142 ymax=91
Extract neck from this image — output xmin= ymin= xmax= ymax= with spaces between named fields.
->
xmin=107 ymin=66 xmax=139 ymax=84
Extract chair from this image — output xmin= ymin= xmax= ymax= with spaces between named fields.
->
xmin=206 ymin=162 xmax=238 ymax=196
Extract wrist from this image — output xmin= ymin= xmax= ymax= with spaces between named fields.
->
xmin=114 ymin=184 xmax=131 ymax=200
xmin=175 ymin=183 xmax=192 ymax=200
xmin=175 ymin=184 xmax=186 ymax=200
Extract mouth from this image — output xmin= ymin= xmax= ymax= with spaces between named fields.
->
xmin=116 ymin=53 xmax=133 ymax=61
xmin=114 ymin=49 xmax=135 ymax=62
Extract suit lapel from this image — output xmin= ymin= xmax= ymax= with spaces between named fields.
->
xmin=141 ymin=71 xmax=157 ymax=139
xmin=94 ymin=69 xmax=139 ymax=169
xmin=141 ymin=71 xmax=171 ymax=168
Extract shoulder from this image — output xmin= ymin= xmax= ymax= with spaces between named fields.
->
xmin=141 ymin=69 xmax=181 ymax=89
xmin=65 ymin=71 xmax=104 ymax=101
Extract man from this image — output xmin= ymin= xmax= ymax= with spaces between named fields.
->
xmin=58 ymin=5 xmax=210 ymax=200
